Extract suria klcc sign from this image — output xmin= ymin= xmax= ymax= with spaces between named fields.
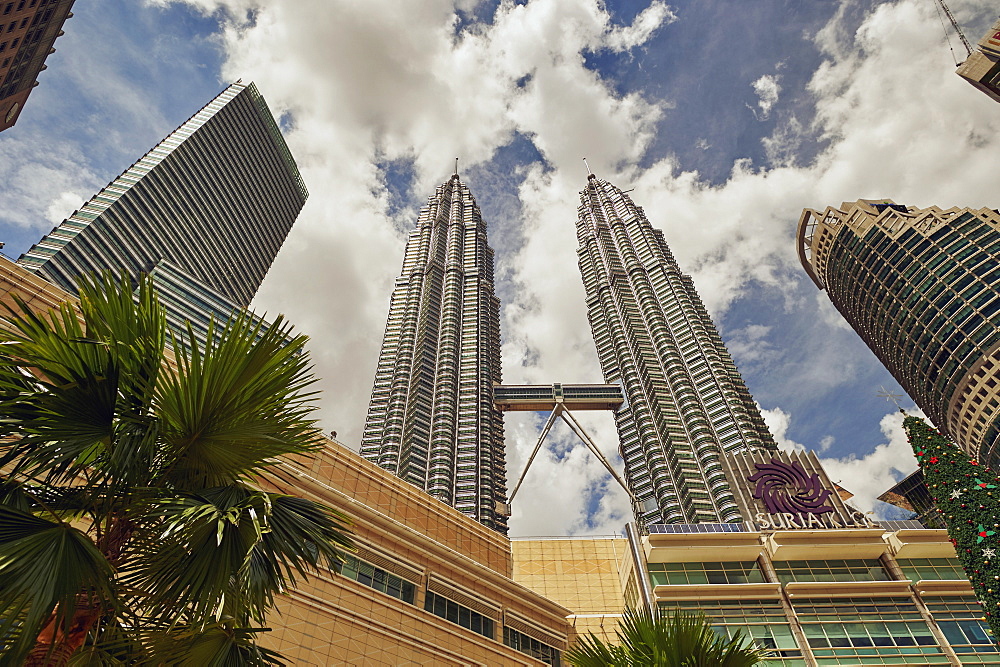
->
xmin=748 ymin=459 xmax=876 ymax=529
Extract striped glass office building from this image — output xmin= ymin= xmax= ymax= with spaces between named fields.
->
xmin=18 ymin=81 xmax=307 ymax=346
xmin=575 ymin=174 xmax=777 ymax=525
xmin=798 ymin=200 xmax=1000 ymax=467
xmin=361 ymin=174 xmax=507 ymax=533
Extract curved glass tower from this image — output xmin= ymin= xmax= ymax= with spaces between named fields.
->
xmin=361 ymin=174 xmax=507 ymax=533
xmin=576 ymin=175 xmax=776 ymax=525
xmin=798 ymin=199 xmax=1000 ymax=466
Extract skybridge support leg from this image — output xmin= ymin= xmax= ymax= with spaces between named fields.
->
xmin=559 ymin=407 xmax=636 ymax=503
xmin=507 ymin=407 xmax=562 ymax=506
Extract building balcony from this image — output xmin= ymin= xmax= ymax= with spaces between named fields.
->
xmin=783 ymin=580 xmax=912 ymax=599
xmin=645 ymin=530 xmax=763 ymax=563
xmin=653 ymin=582 xmax=782 ymax=603
xmin=886 ymin=529 xmax=956 ymax=559
xmin=765 ymin=529 xmax=887 ymax=560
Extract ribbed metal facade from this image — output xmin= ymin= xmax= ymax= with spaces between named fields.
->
xmin=18 ymin=81 xmax=307 ymax=345
xmin=576 ymin=175 xmax=776 ymax=525
xmin=361 ymin=174 xmax=506 ymax=533
xmin=798 ymin=199 xmax=1000 ymax=467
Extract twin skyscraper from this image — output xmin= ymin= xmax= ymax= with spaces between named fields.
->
xmin=359 ymin=169 xmax=778 ymax=533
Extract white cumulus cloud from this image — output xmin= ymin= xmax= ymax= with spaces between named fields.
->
xmin=750 ymin=73 xmax=781 ymax=120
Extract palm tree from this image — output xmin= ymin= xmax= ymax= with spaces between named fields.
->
xmin=0 ymin=272 xmax=352 ymax=665
xmin=565 ymin=606 xmax=769 ymax=667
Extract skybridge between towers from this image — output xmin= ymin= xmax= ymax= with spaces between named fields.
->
xmin=493 ymin=383 xmax=635 ymax=513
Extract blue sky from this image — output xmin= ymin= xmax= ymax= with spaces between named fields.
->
xmin=2 ymin=0 xmax=999 ymax=535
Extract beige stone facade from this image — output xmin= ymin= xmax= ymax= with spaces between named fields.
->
xmin=512 ymin=536 xmax=636 ymax=646
xmin=956 ymin=17 xmax=1000 ymax=104
xmin=262 ymin=443 xmax=571 ymax=665
xmin=0 ymin=253 xmax=75 ymax=314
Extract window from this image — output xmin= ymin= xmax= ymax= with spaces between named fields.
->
xmin=925 ymin=596 xmax=1000 ymax=655
xmin=339 ymin=554 xmax=415 ymax=604
xmin=794 ymin=598 xmax=945 ymax=661
xmin=896 ymin=558 xmax=966 ymax=582
xmin=2 ymin=4 xmax=11 ymax=15
xmin=672 ymin=600 xmax=801 ymax=660
xmin=771 ymin=559 xmax=890 ymax=584
xmin=647 ymin=561 xmax=763 ymax=586
xmin=424 ymin=590 xmax=494 ymax=639
xmin=504 ymin=627 xmax=561 ymax=665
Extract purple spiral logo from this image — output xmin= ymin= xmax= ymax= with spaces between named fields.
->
xmin=747 ymin=459 xmax=834 ymax=515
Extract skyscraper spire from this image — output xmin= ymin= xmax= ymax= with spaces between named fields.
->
xmin=361 ymin=175 xmax=507 ymax=533
xmin=575 ymin=176 xmax=776 ymax=525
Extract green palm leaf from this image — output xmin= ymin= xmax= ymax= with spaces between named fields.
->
xmin=126 ymin=485 xmax=351 ymax=625
xmin=156 ymin=316 xmax=321 ymax=490
xmin=0 ymin=272 xmax=166 ymax=488
xmin=145 ymin=622 xmax=286 ymax=667
xmin=0 ymin=504 xmax=117 ymax=664
xmin=565 ymin=606 xmax=769 ymax=667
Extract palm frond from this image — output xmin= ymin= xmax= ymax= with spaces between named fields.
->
xmin=242 ymin=493 xmax=353 ymax=611
xmin=565 ymin=606 xmax=769 ymax=667
xmin=0 ymin=272 xmax=167 ymax=487
xmin=156 ymin=315 xmax=321 ymax=489
xmin=0 ymin=504 xmax=116 ymax=664
xmin=143 ymin=622 xmax=286 ymax=667
xmin=125 ymin=485 xmax=351 ymax=625
xmin=0 ymin=273 xmax=346 ymax=665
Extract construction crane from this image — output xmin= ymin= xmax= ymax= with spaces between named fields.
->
xmin=934 ymin=0 xmax=973 ymax=61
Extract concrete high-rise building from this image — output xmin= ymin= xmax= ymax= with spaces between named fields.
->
xmin=797 ymin=200 xmax=1000 ymax=466
xmin=18 ymin=81 xmax=307 ymax=346
xmin=956 ymin=16 xmax=1000 ymax=104
xmin=361 ymin=173 xmax=507 ymax=534
xmin=0 ymin=0 xmax=74 ymax=131
xmin=575 ymin=174 xmax=777 ymax=526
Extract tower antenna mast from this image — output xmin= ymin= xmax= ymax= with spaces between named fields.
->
xmin=934 ymin=0 xmax=973 ymax=58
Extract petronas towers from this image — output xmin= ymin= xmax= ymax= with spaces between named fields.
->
xmin=362 ymin=171 xmax=775 ymax=531
xmin=361 ymin=174 xmax=507 ymax=533
xmin=576 ymin=175 xmax=776 ymax=525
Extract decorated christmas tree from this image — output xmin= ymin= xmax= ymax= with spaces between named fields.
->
xmin=904 ymin=414 xmax=1000 ymax=638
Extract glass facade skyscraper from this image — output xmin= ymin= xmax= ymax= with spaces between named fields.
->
xmin=798 ymin=200 xmax=1000 ymax=467
xmin=575 ymin=174 xmax=776 ymax=525
xmin=361 ymin=174 xmax=507 ymax=533
xmin=18 ymin=81 xmax=307 ymax=346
